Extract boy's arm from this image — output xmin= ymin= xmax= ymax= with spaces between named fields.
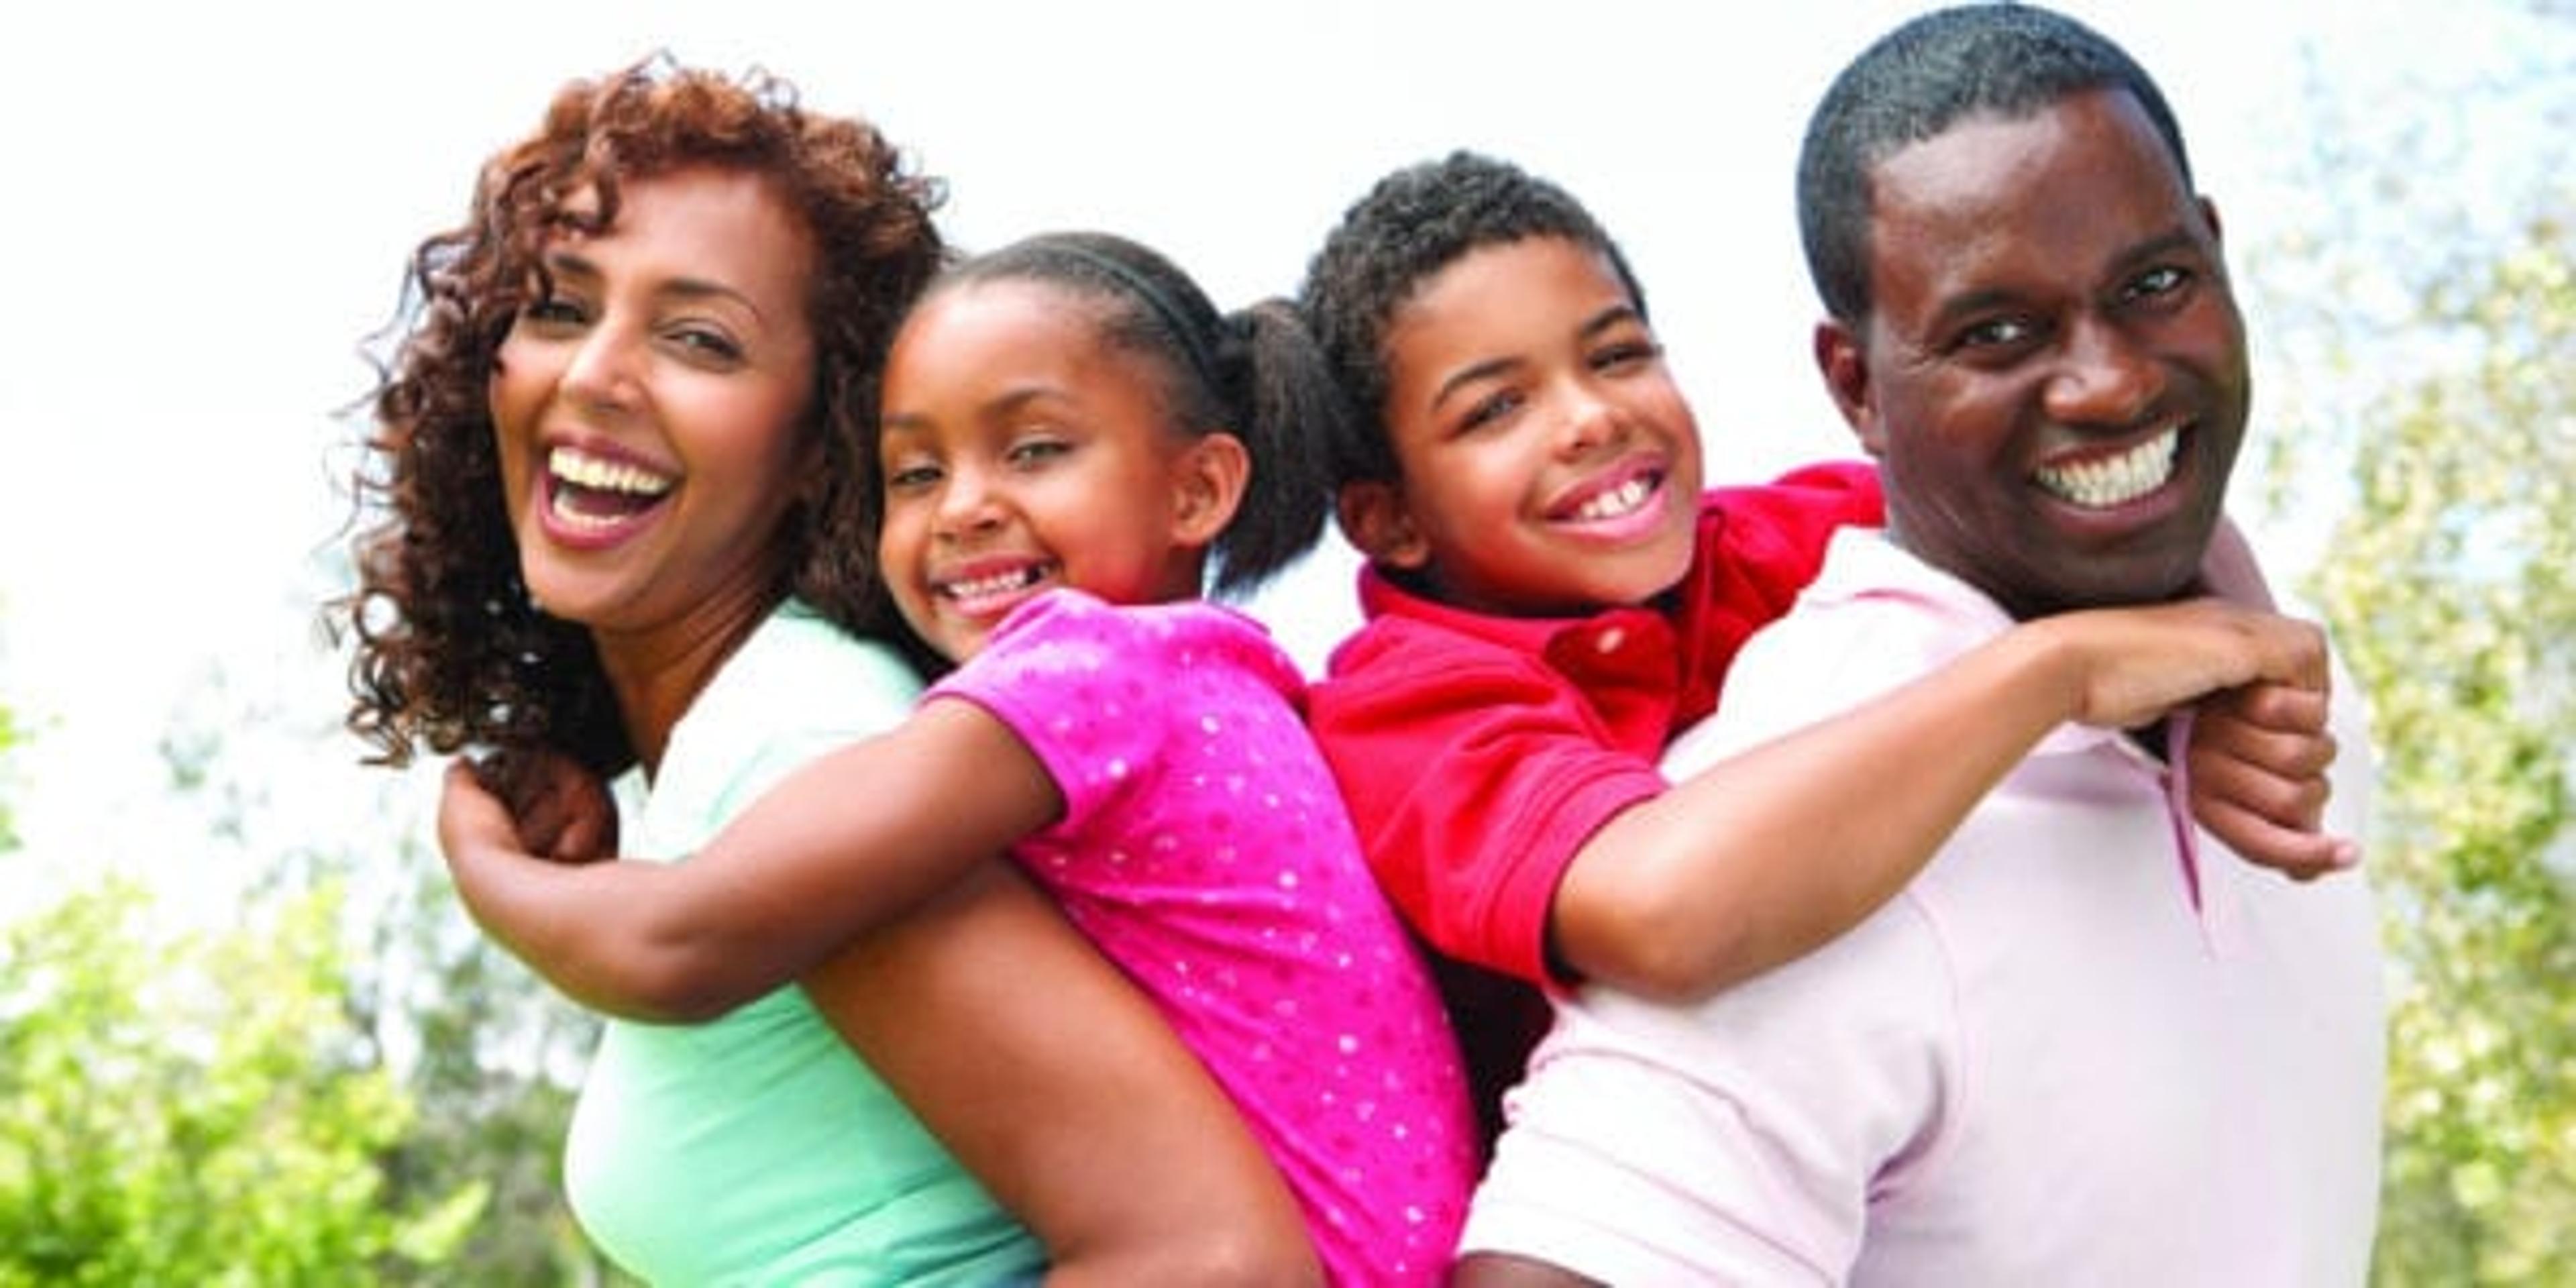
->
xmin=2184 ymin=516 xmax=2357 ymax=877
xmin=806 ymin=862 xmax=1322 ymax=1287
xmin=439 ymin=698 xmax=1057 ymax=1022
xmin=1554 ymin=598 xmax=2334 ymax=1002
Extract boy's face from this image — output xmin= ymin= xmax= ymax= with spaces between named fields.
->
xmin=1817 ymin=88 xmax=2249 ymax=619
xmin=1343 ymin=236 xmax=1703 ymax=617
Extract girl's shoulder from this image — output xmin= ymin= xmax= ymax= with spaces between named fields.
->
xmin=977 ymin=590 xmax=1300 ymax=692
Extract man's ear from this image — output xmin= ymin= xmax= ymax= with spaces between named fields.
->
xmin=1335 ymin=479 xmax=1431 ymax=571
xmin=1813 ymin=319 xmax=1887 ymax=458
xmin=1172 ymin=431 xmax=1252 ymax=548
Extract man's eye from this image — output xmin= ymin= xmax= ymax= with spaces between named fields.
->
xmin=1959 ymin=316 xmax=2036 ymax=350
xmin=2124 ymin=265 xmax=2189 ymax=303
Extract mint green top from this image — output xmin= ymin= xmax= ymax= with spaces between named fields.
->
xmin=561 ymin=600 xmax=1043 ymax=1285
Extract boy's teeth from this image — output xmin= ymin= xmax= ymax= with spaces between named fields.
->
xmin=2035 ymin=427 xmax=2180 ymax=508
xmin=548 ymin=445 xmax=674 ymax=496
xmin=1576 ymin=477 xmax=1650 ymax=522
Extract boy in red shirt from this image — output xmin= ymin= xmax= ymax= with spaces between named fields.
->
xmin=1293 ymin=151 xmax=2353 ymax=1135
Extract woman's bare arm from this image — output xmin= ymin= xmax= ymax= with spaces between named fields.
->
xmin=806 ymin=861 xmax=1322 ymax=1287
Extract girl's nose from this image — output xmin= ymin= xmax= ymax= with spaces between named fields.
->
xmin=932 ymin=464 xmax=1006 ymax=539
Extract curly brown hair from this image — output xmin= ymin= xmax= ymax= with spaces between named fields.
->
xmin=335 ymin=54 xmax=946 ymax=779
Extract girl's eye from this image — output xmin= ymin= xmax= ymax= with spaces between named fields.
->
xmin=1458 ymin=389 xmax=1522 ymax=435
xmin=1005 ymin=436 xmax=1071 ymax=468
xmin=884 ymin=459 xmax=942 ymax=491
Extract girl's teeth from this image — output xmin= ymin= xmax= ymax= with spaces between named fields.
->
xmin=2035 ymin=428 xmax=2180 ymax=508
xmin=946 ymin=568 xmax=1038 ymax=600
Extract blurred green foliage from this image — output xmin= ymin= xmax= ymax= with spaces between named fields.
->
xmin=2304 ymin=224 xmax=2576 ymax=1285
xmin=0 ymin=870 xmax=480 ymax=1284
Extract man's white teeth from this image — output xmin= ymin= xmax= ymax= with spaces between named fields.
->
xmin=549 ymin=445 xmax=674 ymax=497
xmin=1575 ymin=476 xmax=1650 ymax=523
xmin=2035 ymin=427 xmax=2179 ymax=508
xmin=945 ymin=568 xmax=1039 ymax=600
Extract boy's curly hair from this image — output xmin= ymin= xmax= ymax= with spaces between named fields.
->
xmin=1295 ymin=150 xmax=1647 ymax=490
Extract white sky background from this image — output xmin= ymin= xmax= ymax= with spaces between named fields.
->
xmin=0 ymin=1 xmax=2469 ymax=905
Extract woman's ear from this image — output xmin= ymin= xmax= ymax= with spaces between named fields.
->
xmin=1335 ymin=479 xmax=1431 ymax=571
xmin=1172 ymin=431 xmax=1252 ymax=548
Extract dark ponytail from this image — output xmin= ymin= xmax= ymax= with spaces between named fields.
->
xmin=937 ymin=231 xmax=1338 ymax=596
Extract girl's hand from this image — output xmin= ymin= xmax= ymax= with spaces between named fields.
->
xmin=455 ymin=748 xmax=618 ymax=863
xmin=2188 ymin=681 xmax=2358 ymax=880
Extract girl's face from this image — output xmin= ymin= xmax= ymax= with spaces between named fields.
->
xmin=1347 ymin=235 xmax=1703 ymax=617
xmin=875 ymin=279 xmax=1241 ymax=662
xmin=487 ymin=166 xmax=820 ymax=652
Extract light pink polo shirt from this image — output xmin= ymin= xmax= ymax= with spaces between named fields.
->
xmin=1462 ymin=530 xmax=2386 ymax=1285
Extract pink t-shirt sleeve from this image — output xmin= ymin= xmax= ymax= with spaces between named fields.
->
xmin=928 ymin=590 xmax=1478 ymax=1283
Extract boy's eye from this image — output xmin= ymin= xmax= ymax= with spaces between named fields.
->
xmin=1591 ymin=337 xmax=1662 ymax=371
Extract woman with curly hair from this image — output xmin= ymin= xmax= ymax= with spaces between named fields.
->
xmin=336 ymin=55 xmax=1315 ymax=1285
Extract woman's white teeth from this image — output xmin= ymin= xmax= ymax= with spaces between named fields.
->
xmin=1575 ymin=476 xmax=1650 ymax=523
xmin=2035 ymin=427 xmax=2179 ymax=508
xmin=549 ymin=445 xmax=674 ymax=497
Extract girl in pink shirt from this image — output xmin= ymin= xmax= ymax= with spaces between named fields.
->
xmin=441 ymin=229 xmax=1477 ymax=1284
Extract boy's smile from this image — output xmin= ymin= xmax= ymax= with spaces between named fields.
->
xmin=1352 ymin=236 xmax=1703 ymax=618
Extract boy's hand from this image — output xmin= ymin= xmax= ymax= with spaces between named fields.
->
xmin=2187 ymin=681 xmax=2359 ymax=881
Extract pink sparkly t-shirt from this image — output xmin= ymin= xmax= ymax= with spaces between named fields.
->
xmin=929 ymin=588 xmax=1477 ymax=1285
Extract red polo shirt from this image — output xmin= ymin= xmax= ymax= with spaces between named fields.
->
xmin=1305 ymin=460 xmax=1883 ymax=1134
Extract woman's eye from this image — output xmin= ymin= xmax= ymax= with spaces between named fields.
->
xmin=522 ymin=296 xmax=588 ymax=329
xmin=667 ymin=325 xmax=744 ymax=363
xmin=884 ymin=460 xmax=941 ymax=490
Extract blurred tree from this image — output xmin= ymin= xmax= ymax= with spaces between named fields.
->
xmin=156 ymin=653 xmax=619 ymax=1285
xmin=2248 ymin=8 xmax=2576 ymax=1281
xmin=0 ymin=869 xmax=480 ymax=1283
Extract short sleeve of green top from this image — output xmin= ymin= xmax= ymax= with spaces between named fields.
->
xmin=561 ymin=599 xmax=1044 ymax=1287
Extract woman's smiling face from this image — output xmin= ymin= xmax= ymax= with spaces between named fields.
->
xmin=487 ymin=166 xmax=821 ymax=647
